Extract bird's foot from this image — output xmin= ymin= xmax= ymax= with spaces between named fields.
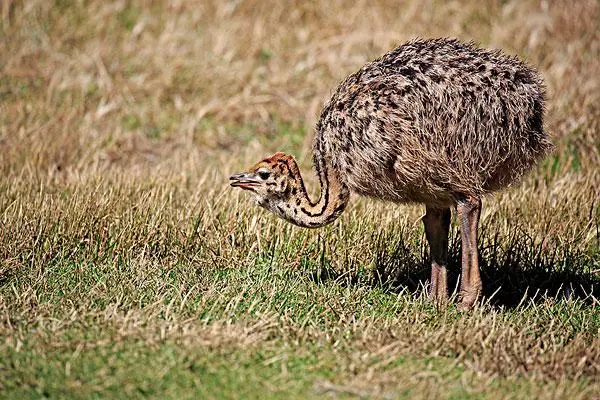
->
xmin=458 ymin=289 xmax=481 ymax=311
xmin=429 ymin=284 xmax=449 ymax=306
xmin=428 ymin=263 xmax=448 ymax=307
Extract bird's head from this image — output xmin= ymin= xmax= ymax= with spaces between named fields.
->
xmin=229 ymin=152 xmax=303 ymax=211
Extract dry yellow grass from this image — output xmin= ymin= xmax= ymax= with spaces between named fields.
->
xmin=1 ymin=0 xmax=599 ymax=398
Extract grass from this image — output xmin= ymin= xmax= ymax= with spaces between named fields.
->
xmin=1 ymin=0 xmax=599 ymax=398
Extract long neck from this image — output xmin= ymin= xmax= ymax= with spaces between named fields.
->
xmin=275 ymin=141 xmax=350 ymax=229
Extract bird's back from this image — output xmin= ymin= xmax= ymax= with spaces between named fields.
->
xmin=316 ymin=38 xmax=553 ymax=207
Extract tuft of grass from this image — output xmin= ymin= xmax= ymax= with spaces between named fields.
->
xmin=1 ymin=0 xmax=599 ymax=398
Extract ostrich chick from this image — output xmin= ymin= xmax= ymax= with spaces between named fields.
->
xmin=230 ymin=38 xmax=552 ymax=309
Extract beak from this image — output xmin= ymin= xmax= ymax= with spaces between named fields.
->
xmin=229 ymin=172 xmax=260 ymax=190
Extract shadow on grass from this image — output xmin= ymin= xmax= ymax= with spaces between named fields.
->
xmin=310 ymin=224 xmax=600 ymax=308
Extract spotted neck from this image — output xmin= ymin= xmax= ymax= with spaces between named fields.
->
xmin=271 ymin=147 xmax=350 ymax=229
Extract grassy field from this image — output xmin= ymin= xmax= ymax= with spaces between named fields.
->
xmin=1 ymin=0 xmax=599 ymax=398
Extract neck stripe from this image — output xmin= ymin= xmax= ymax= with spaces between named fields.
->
xmin=307 ymin=132 xmax=330 ymax=217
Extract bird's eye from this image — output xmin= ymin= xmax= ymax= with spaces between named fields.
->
xmin=258 ymin=170 xmax=271 ymax=180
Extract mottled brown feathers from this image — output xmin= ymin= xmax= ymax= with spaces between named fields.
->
xmin=316 ymin=37 xmax=552 ymax=207
xmin=229 ymin=38 xmax=554 ymax=309
xmin=231 ymin=38 xmax=552 ymax=226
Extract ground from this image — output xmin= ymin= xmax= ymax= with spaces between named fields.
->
xmin=1 ymin=0 xmax=599 ymax=399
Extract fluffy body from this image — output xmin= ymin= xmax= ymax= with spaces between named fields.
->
xmin=230 ymin=38 xmax=553 ymax=308
xmin=315 ymin=38 xmax=552 ymax=207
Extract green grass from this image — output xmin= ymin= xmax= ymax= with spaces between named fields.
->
xmin=2 ymin=238 xmax=599 ymax=399
xmin=5 ymin=337 xmax=596 ymax=399
xmin=1 ymin=182 xmax=599 ymax=398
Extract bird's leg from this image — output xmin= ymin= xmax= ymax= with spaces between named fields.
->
xmin=457 ymin=196 xmax=482 ymax=310
xmin=422 ymin=206 xmax=451 ymax=304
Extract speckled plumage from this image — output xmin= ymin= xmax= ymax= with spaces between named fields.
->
xmin=315 ymin=38 xmax=552 ymax=208
xmin=230 ymin=38 xmax=553 ymax=308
